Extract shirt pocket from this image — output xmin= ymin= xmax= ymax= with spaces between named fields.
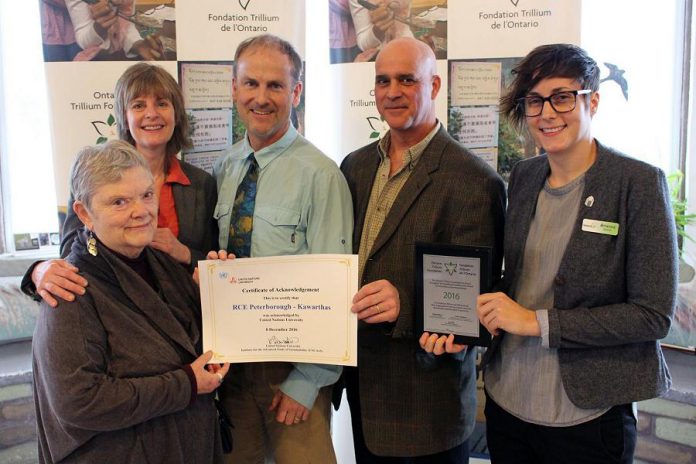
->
xmin=254 ymin=205 xmax=305 ymax=254
xmin=214 ymin=203 xmax=232 ymax=247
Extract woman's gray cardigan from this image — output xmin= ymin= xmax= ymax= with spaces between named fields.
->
xmin=32 ymin=229 xmax=222 ymax=463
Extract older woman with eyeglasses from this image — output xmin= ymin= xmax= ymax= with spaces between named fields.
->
xmin=32 ymin=141 xmax=228 ymax=464
xmin=420 ymin=44 xmax=677 ymax=463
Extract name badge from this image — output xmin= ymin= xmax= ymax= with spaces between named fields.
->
xmin=582 ymin=219 xmax=619 ymax=236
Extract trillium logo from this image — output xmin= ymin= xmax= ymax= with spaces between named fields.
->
xmin=239 ymin=0 xmax=251 ymax=10
xmin=366 ymin=115 xmax=388 ymax=140
xmin=91 ymin=114 xmax=117 ymax=144
xmin=445 ymin=261 xmax=458 ymax=276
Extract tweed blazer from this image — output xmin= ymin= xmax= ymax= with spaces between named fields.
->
xmin=340 ymin=126 xmax=506 ymax=456
xmin=485 ymin=140 xmax=677 ymax=409
xmin=32 ymin=229 xmax=222 ymax=463
xmin=60 ymin=159 xmax=218 ymax=265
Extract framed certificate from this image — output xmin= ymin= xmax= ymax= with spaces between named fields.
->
xmin=415 ymin=242 xmax=492 ymax=347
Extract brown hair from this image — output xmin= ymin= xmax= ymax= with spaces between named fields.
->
xmin=114 ymin=63 xmax=191 ymax=157
xmin=501 ymin=44 xmax=600 ymax=131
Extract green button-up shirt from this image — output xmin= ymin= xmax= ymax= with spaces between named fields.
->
xmin=213 ymin=125 xmax=353 ymax=408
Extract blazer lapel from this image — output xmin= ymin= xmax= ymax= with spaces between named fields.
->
xmin=173 ymin=183 xmax=194 ymax=245
xmin=352 ymin=150 xmax=380 ymax=251
xmin=517 ymin=165 xmax=547 ymax=241
xmin=369 ymin=167 xmax=432 ymax=257
xmin=368 ymin=128 xmax=447 ymax=258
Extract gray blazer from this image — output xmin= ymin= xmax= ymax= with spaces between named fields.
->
xmin=485 ymin=140 xmax=677 ymax=409
xmin=340 ymin=127 xmax=506 ymax=456
xmin=60 ymin=159 xmax=218 ymax=265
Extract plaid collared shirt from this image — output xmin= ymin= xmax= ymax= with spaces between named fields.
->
xmin=358 ymin=123 xmax=440 ymax=282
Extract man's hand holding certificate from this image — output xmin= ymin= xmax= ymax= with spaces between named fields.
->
xmin=199 ymin=254 xmax=358 ymax=366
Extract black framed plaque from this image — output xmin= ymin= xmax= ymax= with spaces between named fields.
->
xmin=415 ymin=242 xmax=492 ymax=347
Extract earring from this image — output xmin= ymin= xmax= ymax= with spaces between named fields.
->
xmin=87 ymin=230 xmax=98 ymax=257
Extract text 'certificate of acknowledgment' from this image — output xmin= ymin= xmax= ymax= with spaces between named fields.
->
xmin=199 ymin=254 xmax=358 ymax=366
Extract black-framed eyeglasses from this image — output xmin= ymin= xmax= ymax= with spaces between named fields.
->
xmin=518 ymin=89 xmax=592 ymax=117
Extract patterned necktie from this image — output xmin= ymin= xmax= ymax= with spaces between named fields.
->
xmin=229 ymin=154 xmax=258 ymax=257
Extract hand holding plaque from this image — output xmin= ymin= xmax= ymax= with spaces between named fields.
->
xmin=415 ymin=242 xmax=492 ymax=347
xmin=477 ymin=291 xmax=542 ymax=338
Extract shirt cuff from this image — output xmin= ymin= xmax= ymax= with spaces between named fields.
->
xmin=20 ymin=260 xmax=43 ymax=302
xmin=279 ymin=363 xmax=342 ymax=409
xmin=536 ymin=309 xmax=550 ymax=348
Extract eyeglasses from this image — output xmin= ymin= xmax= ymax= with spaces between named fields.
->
xmin=518 ymin=89 xmax=592 ymax=117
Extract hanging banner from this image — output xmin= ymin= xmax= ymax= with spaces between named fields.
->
xmin=448 ymin=0 xmax=581 ymax=59
xmin=176 ymin=0 xmax=304 ymax=61
xmin=39 ymin=0 xmax=306 ymax=219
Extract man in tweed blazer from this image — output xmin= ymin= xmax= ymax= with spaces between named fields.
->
xmin=339 ymin=37 xmax=505 ymax=462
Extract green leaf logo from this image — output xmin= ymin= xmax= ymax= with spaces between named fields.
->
xmin=367 ymin=116 xmax=387 ymax=140
xmin=91 ymin=114 xmax=117 ymax=144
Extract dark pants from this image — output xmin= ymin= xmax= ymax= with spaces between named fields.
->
xmin=345 ymin=367 xmax=470 ymax=464
xmin=485 ymin=393 xmax=636 ymax=464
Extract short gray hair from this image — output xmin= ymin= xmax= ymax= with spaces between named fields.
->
xmin=70 ymin=140 xmax=151 ymax=208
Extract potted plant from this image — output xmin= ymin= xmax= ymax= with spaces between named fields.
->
xmin=668 ymin=171 xmax=696 ymax=282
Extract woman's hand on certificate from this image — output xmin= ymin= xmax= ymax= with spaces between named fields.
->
xmin=477 ymin=292 xmax=541 ymax=337
xmin=418 ymin=333 xmax=466 ymax=355
xmin=193 ymin=250 xmax=236 ymax=284
xmin=351 ymin=279 xmax=400 ymax=323
xmin=206 ymin=250 xmax=236 ymax=261
xmin=191 ymin=351 xmax=230 ymax=394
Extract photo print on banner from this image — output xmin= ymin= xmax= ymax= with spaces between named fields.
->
xmin=40 ymin=0 xmax=177 ymax=62
xmin=329 ymin=0 xmax=447 ymax=64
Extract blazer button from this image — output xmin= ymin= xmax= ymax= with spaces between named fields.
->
xmin=554 ymin=276 xmax=566 ymax=286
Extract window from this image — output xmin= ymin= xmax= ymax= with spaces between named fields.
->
xmin=0 ymin=0 xmax=59 ymax=254
xmin=581 ymin=0 xmax=687 ymax=175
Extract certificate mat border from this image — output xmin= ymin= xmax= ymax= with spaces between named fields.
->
xmin=201 ymin=255 xmax=357 ymax=365
xmin=414 ymin=242 xmax=492 ymax=347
